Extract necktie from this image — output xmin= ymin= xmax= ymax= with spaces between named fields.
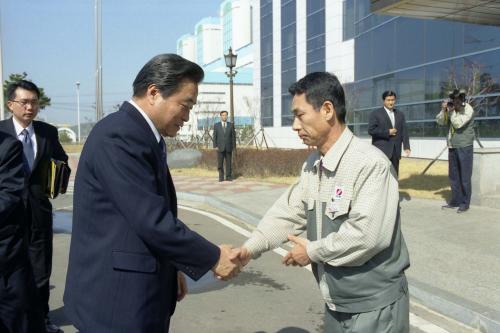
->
xmin=21 ymin=128 xmax=35 ymax=172
xmin=159 ymin=137 xmax=167 ymax=168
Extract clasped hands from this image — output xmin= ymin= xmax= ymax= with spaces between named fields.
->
xmin=212 ymin=235 xmax=311 ymax=280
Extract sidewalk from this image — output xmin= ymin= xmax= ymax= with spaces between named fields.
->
xmin=173 ymin=175 xmax=500 ymax=333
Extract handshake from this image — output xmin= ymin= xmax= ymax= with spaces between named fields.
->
xmin=211 ymin=235 xmax=311 ymax=281
xmin=211 ymin=245 xmax=251 ymax=281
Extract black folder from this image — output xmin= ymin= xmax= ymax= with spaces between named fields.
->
xmin=46 ymin=159 xmax=70 ymax=199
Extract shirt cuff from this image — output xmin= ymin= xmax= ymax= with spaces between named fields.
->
xmin=243 ymin=235 xmax=269 ymax=259
xmin=306 ymin=239 xmax=326 ymax=263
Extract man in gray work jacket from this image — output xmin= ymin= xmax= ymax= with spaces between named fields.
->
xmin=436 ymin=89 xmax=475 ymax=213
xmin=237 ymin=72 xmax=410 ymax=332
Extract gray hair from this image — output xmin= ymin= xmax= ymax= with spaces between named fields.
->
xmin=133 ymin=54 xmax=204 ymax=98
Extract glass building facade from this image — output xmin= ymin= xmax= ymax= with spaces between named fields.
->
xmin=222 ymin=1 xmax=233 ymax=52
xmin=306 ymin=0 xmax=325 ymax=73
xmin=281 ymin=0 xmax=296 ymax=126
xmin=260 ymin=0 xmax=274 ymax=126
xmin=346 ymin=0 xmax=500 ymax=139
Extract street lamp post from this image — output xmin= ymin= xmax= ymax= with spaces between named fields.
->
xmin=224 ymin=47 xmax=238 ymax=152
xmin=76 ymin=82 xmax=81 ymax=142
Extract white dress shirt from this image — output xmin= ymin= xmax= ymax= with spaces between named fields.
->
xmin=12 ymin=117 xmax=38 ymax=157
xmin=129 ymin=100 xmax=161 ymax=143
xmin=384 ymin=107 xmax=395 ymax=128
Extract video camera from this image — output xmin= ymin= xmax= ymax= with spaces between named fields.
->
xmin=446 ymin=99 xmax=455 ymax=109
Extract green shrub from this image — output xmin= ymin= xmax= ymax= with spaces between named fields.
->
xmin=199 ymin=148 xmax=311 ymax=178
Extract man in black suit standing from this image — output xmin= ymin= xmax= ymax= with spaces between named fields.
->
xmin=213 ymin=110 xmax=235 ymax=181
xmin=64 ymin=54 xmax=241 ymax=333
xmin=368 ymin=91 xmax=410 ymax=175
xmin=0 ymin=132 xmax=45 ymax=333
xmin=0 ymin=80 xmax=69 ymax=333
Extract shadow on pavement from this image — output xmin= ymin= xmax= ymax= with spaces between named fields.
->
xmin=399 ymin=174 xmax=450 ymax=200
xmin=399 ymin=191 xmax=411 ymax=202
xmin=255 ymin=328 xmax=311 ymax=333
xmin=187 ymin=269 xmax=290 ymax=294
xmin=49 ymin=306 xmax=73 ymax=330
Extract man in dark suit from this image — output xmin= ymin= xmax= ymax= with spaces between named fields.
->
xmin=368 ymin=90 xmax=411 ymax=175
xmin=64 ymin=54 xmax=241 ymax=333
xmin=0 ymin=132 xmax=45 ymax=333
xmin=0 ymin=80 xmax=69 ymax=333
xmin=213 ymin=110 xmax=235 ymax=181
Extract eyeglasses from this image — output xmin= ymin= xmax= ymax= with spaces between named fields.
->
xmin=10 ymin=99 xmax=39 ymax=107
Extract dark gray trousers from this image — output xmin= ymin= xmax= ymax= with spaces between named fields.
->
xmin=448 ymin=146 xmax=473 ymax=209
xmin=324 ymin=291 xmax=409 ymax=333
xmin=217 ymin=151 xmax=232 ymax=181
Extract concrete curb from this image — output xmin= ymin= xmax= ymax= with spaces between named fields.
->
xmin=177 ymin=192 xmax=261 ymax=226
xmin=409 ymin=278 xmax=500 ymax=333
xmin=178 ymin=191 xmax=500 ymax=333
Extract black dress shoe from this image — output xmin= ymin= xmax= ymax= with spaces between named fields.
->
xmin=226 ymin=178 xmax=232 ymax=181
xmin=442 ymin=204 xmax=459 ymax=209
xmin=457 ymin=207 xmax=469 ymax=213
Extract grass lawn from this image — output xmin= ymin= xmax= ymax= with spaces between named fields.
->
xmin=62 ymin=143 xmax=85 ymax=154
xmin=398 ymin=158 xmax=450 ymax=201
xmin=171 ymin=157 xmax=451 ymax=201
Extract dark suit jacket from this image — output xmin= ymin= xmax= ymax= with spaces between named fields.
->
xmin=368 ymin=108 xmax=410 ymax=160
xmin=0 ymin=132 xmax=28 ymax=275
xmin=213 ymin=121 xmax=235 ymax=152
xmin=64 ymin=102 xmax=220 ymax=333
xmin=0 ymin=118 xmax=69 ymax=230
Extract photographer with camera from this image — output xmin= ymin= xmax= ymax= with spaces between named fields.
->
xmin=436 ymin=89 xmax=475 ymax=213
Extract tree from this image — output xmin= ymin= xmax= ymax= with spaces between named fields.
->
xmin=58 ymin=130 xmax=73 ymax=144
xmin=443 ymin=61 xmax=499 ymax=109
xmin=3 ymin=72 xmax=51 ymax=110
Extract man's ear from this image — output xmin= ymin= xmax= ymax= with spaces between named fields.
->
xmin=322 ymin=101 xmax=336 ymax=122
xmin=146 ymin=84 xmax=160 ymax=104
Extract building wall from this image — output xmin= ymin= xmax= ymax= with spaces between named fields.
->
xmin=196 ymin=19 xmax=222 ymax=65
xmin=255 ymin=0 xmax=500 ymax=157
xmin=346 ymin=0 xmax=500 ymax=158
xmin=325 ymin=1 xmax=354 ymax=83
xmin=178 ymin=83 xmax=256 ymax=140
xmin=253 ymin=1 xmax=262 ymax=128
xmin=177 ymin=34 xmax=196 ymax=62
xmin=222 ymin=0 xmax=253 ymax=52
xmin=257 ymin=0 xmax=355 ymax=149
xmin=259 ymin=0 xmax=274 ymax=127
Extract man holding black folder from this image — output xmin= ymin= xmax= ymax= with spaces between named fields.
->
xmin=0 ymin=80 xmax=69 ymax=333
xmin=0 ymin=132 xmax=45 ymax=333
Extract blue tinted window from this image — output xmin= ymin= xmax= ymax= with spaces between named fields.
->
xmin=306 ymin=0 xmax=325 ymax=73
xmin=371 ymin=20 xmax=395 ymax=77
xmin=347 ymin=0 xmax=500 ymax=139
xmin=425 ymin=20 xmax=464 ymax=62
xmin=475 ymin=119 xmax=500 ymax=137
xmin=395 ymin=18 xmax=424 ymax=69
xmin=260 ymin=0 xmax=273 ymax=127
xmin=355 ymin=0 xmax=369 ymax=22
xmin=281 ymin=0 xmax=296 ymax=126
xmin=343 ymin=0 xmax=355 ymax=40
xmin=463 ymin=24 xmax=500 ymax=53
xmin=395 ymin=68 xmax=425 ymax=104
xmin=307 ymin=0 xmax=324 ymax=14
xmin=282 ymin=95 xmax=294 ymax=126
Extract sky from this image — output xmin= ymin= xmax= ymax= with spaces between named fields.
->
xmin=1 ymin=0 xmax=223 ymax=125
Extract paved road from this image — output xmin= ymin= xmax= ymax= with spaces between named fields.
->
xmin=48 ymin=195 xmax=473 ymax=332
